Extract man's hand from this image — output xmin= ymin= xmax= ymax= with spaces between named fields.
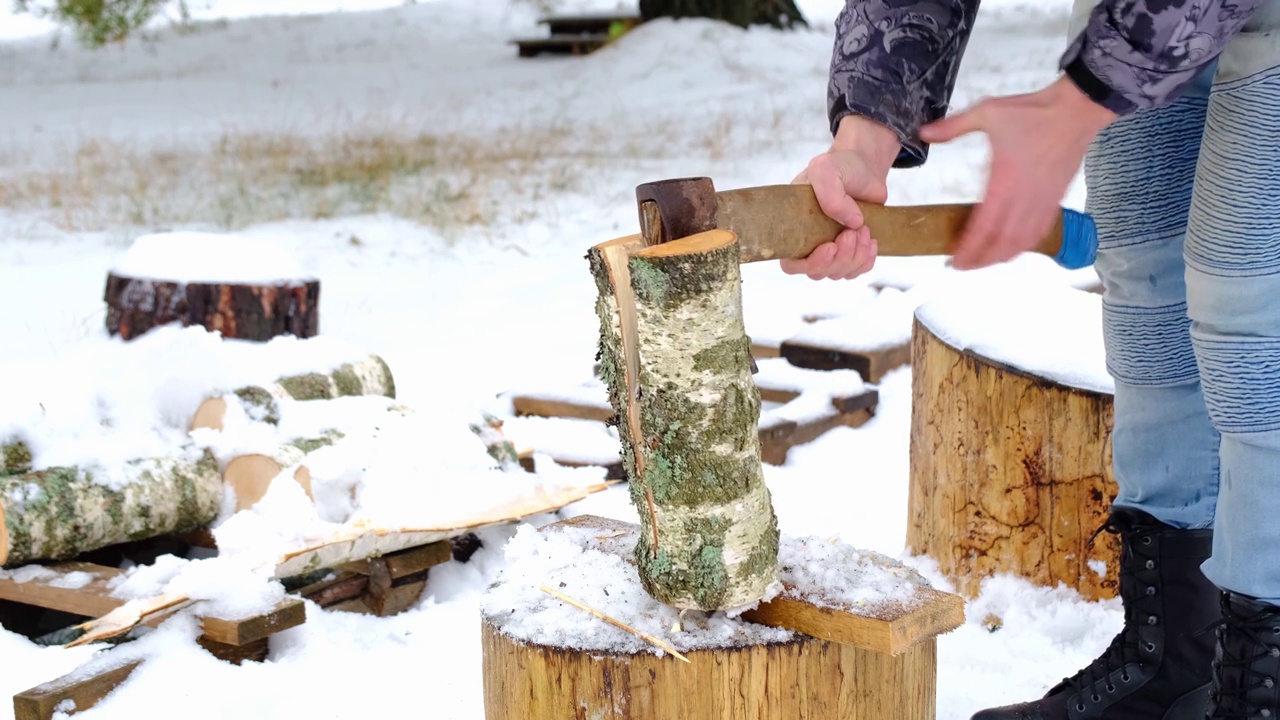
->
xmin=918 ymin=75 xmax=1118 ymax=270
xmin=783 ymin=115 xmax=900 ymax=280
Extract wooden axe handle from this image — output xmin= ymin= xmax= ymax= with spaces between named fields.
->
xmin=714 ymin=185 xmax=1068 ymax=264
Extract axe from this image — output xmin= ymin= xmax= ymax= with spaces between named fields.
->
xmin=634 ymin=177 xmax=1098 ymax=270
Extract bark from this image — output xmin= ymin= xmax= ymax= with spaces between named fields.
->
xmin=906 ymin=317 xmax=1121 ymax=601
xmin=0 ymin=450 xmax=222 ymax=567
xmin=588 ymin=230 xmax=779 ymax=612
xmin=104 ymin=272 xmax=320 ymax=342
xmin=638 ymin=0 xmax=807 ymax=28
xmin=190 ymin=354 xmax=396 ymax=430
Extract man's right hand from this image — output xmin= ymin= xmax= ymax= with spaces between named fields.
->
xmin=783 ymin=115 xmax=900 ymax=281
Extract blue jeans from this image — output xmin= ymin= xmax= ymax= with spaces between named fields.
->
xmin=1077 ymin=0 xmax=1280 ymax=603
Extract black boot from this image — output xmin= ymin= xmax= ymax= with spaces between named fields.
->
xmin=1206 ymin=591 xmax=1280 ymax=719
xmin=970 ymin=507 xmax=1219 ymax=720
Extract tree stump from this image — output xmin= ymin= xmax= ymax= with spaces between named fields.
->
xmin=104 ymin=232 xmax=319 ymax=341
xmin=481 ymin=515 xmax=964 ymax=720
xmin=906 ymin=287 xmax=1120 ymax=600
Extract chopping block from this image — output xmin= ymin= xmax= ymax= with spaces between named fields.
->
xmin=480 ymin=515 xmax=966 ymax=720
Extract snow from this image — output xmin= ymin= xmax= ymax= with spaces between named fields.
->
xmin=916 ymin=283 xmax=1114 ymax=395
xmin=111 ymin=232 xmax=315 ymax=284
xmin=0 ymin=1 xmax=1135 ymax=718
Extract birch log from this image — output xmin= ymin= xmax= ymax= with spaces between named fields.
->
xmin=190 ymin=355 xmax=397 ymax=430
xmin=0 ymin=450 xmax=222 ymax=567
xmin=588 ymin=229 xmax=779 ymax=612
xmin=223 ymin=433 xmax=343 ymax=512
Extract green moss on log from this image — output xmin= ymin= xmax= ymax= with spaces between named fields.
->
xmin=2 ymin=441 xmax=33 ymax=475
xmin=277 ymin=372 xmax=332 ymax=400
xmin=1 ymin=449 xmax=222 ymax=567
xmin=289 ymin=430 xmax=344 ymax=454
xmin=629 ymin=243 xmax=741 ymax=309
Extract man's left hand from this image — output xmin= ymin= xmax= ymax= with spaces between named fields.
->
xmin=918 ymin=75 xmax=1118 ymax=270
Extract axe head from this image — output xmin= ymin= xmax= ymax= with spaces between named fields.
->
xmin=635 ymin=177 xmax=718 ymax=247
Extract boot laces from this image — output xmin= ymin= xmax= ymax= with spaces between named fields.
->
xmin=1207 ymin=598 xmax=1280 ymax=720
xmin=1058 ymin=517 xmax=1157 ymax=697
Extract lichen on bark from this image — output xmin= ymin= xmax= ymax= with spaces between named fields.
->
xmin=0 ymin=449 xmax=222 ymax=567
xmin=2 ymin=441 xmax=33 ymax=475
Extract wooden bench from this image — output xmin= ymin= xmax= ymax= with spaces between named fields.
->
xmin=510 ymin=13 xmax=643 ymax=58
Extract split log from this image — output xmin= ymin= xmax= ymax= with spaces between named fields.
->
xmin=103 ymin=269 xmax=319 ymax=342
xmin=907 ymin=307 xmax=1120 ymax=601
xmin=190 ymin=355 xmax=396 ymax=431
xmin=0 ymin=450 xmax=222 ymax=567
xmin=588 ymin=230 xmax=779 ymax=612
xmin=3 ymin=440 xmax=33 ymax=475
xmin=223 ymin=433 xmax=343 ymax=512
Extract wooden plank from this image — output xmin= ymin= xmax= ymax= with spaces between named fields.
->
xmin=740 ymin=589 xmax=965 ymax=657
xmin=337 ymin=540 xmax=452 ymax=580
xmin=780 ymin=340 xmax=912 ymax=383
xmin=13 ymin=635 xmax=272 ymax=720
xmin=13 ymin=660 xmax=140 ymax=720
xmin=0 ymin=562 xmax=126 ymax=618
xmin=197 ymin=598 xmax=306 ymax=647
xmin=758 ymin=397 xmax=876 ymax=465
xmin=512 ymin=395 xmax=612 ymax=423
xmin=541 ymin=515 xmax=965 ymax=656
xmin=510 ymin=35 xmax=610 ymax=58
xmin=295 ymin=572 xmax=368 ymax=609
xmin=329 ymin=579 xmax=426 ymax=618
xmin=197 ymin=635 xmax=270 ymax=665
xmin=0 ymin=562 xmax=306 ymax=647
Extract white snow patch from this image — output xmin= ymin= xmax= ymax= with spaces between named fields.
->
xmin=112 ymin=232 xmax=315 ymax=284
xmin=915 ymin=283 xmax=1113 ymax=395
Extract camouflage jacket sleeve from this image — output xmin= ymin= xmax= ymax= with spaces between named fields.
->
xmin=827 ymin=0 xmax=981 ymax=169
xmin=828 ymin=0 xmax=1262 ymax=170
xmin=1060 ymin=0 xmax=1262 ymax=116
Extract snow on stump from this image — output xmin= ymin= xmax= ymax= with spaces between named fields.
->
xmin=104 ymin=232 xmax=320 ymax=342
xmin=907 ymin=285 xmax=1120 ymax=601
xmin=480 ymin=515 xmax=964 ymax=720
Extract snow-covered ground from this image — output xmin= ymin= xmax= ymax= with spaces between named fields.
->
xmin=0 ymin=1 xmax=1126 ymax=718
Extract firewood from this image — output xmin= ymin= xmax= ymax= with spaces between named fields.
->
xmin=0 ymin=450 xmax=222 ymax=567
xmin=587 ymin=230 xmax=778 ymax=612
xmin=222 ymin=433 xmax=342 ymax=512
xmin=189 ymin=354 xmax=397 ymax=431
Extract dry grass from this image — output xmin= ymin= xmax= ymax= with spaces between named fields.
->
xmin=0 ymin=107 xmax=812 ymax=238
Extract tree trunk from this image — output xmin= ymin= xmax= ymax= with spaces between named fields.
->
xmin=190 ymin=354 xmax=396 ymax=430
xmin=906 ymin=316 xmax=1120 ymax=601
xmin=481 ymin=618 xmax=935 ymax=720
xmin=104 ymin=272 xmax=320 ymax=342
xmin=587 ymin=230 xmax=778 ymax=612
xmin=638 ymin=0 xmax=807 ymax=28
xmin=0 ymin=450 xmax=223 ymax=567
